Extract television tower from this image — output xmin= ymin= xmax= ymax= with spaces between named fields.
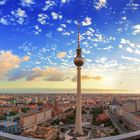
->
xmin=74 ymin=22 xmax=84 ymax=136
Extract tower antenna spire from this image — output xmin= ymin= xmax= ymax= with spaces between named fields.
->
xmin=78 ymin=21 xmax=80 ymax=49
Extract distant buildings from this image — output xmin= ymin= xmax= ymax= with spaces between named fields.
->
xmin=110 ymin=102 xmax=140 ymax=131
xmin=22 ymin=126 xmax=58 ymax=140
xmin=20 ymin=109 xmax=52 ymax=131
xmin=96 ymin=113 xmax=109 ymax=122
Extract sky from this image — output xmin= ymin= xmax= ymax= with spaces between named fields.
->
xmin=0 ymin=0 xmax=140 ymax=93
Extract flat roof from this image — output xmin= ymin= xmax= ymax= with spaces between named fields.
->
xmin=0 ymin=131 xmax=41 ymax=140
xmin=93 ymin=130 xmax=140 ymax=140
xmin=0 ymin=121 xmax=17 ymax=127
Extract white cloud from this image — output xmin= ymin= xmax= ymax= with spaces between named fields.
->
xmin=16 ymin=8 xmax=26 ymax=17
xmin=51 ymin=12 xmax=62 ymax=20
xmin=22 ymin=56 xmax=30 ymax=61
xmin=62 ymin=32 xmax=70 ymax=36
xmin=37 ymin=13 xmax=49 ymax=24
xmin=17 ymin=18 xmax=24 ymax=24
xmin=0 ymin=0 xmax=7 ymax=5
xmin=33 ymin=25 xmax=42 ymax=34
xmin=95 ymin=57 xmax=118 ymax=68
xmin=0 ymin=17 xmax=8 ymax=25
xmin=98 ymin=46 xmax=113 ymax=51
xmin=89 ymin=27 xmax=95 ymax=33
xmin=126 ymin=1 xmax=139 ymax=11
xmin=43 ymin=0 xmax=56 ymax=11
xmin=117 ymin=28 xmax=123 ymax=33
xmin=132 ymin=24 xmax=140 ymax=35
xmin=11 ymin=8 xmax=27 ymax=25
xmin=82 ymin=17 xmax=92 ymax=26
xmin=120 ymin=38 xmax=140 ymax=55
xmin=86 ymin=58 xmax=92 ymax=63
xmin=94 ymin=0 xmax=107 ymax=10
xmin=121 ymin=16 xmax=127 ymax=21
xmin=61 ymin=0 xmax=69 ymax=4
xmin=120 ymin=38 xmax=135 ymax=48
xmin=126 ymin=47 xmax=133 ymax=53
xmin=0 ymin=51 xmax=29 ymax=78
xmin=57 ymin=52 xmax=67 ymax=59
xmin=61 ymin=24 xmax=66 ymax=28
xmin=66 ymin=20 xmax=72 ymax=24
xmin=121 ymin=55 xmax=140 ymax=63
xmin=57 ymin=27 xmax=63 ymax=32
xmin=21 ymin=0 xmax=34 ymax=7
xmin=135 ymin=49 xmax=140 ymax=55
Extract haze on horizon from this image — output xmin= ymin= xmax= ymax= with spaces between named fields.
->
xmin=0 ymin=0 xmax=140 ymax=93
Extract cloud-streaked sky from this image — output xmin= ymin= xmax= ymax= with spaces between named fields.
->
xmin=0 ymin=0 xmax=140 ymax=93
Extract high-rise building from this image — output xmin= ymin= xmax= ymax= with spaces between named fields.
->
xmin=74 ymin=23 xmax=84 ymax=136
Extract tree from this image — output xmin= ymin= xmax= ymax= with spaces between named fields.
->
xmin=9 ymin=111 xmax=18 ymax=116
xmin=38 ymin=102 xmax=44 ymax=106
xmin=21 ymin=107 xmax=30 ymax=113
xmin=51 ymin=119 xmax=60 ymax=125
xmin=0 ymin=115 xmax=6 ymax=120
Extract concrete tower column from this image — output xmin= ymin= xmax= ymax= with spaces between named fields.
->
xmin=74 ymin=66 xmax=84 ymax=135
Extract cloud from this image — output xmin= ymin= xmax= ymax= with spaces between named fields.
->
xmin=120 ymin=38 xmax=135 ymax=48
xmin=44 ymin=68 xmax=67 ymax=81
xmin=26 ymin=67 xmax=68 ymax=81
xmin=72 ymin=75 xmax=102 ymax=82
xmin=8 ymin=70 xmax=28 ymax=81
xmin=26 ymin=68 xmax=44 ymax=81
xmin=21 ymin=0 xmax=34 ymax=7
xmin=33 ymin=25 xmax=42 ymax=34
xmin=7 ymin=67 xmax=70 ymax=81
xmin=0 ymin=51 xmax=30 ymax=79
xmin=0 ymin=0 xmax=8 ymax=5
xmin=0 ymin=51 xmax=21 ymax=78
xmin=82 ymin=17 xmax=92 ymax=26
xmin=120 ymin=38 xmax=140 ymax=55
xmin=98 ymin=46 xmax=113 ymax=51
xmin=11 ymin=8 xmax=27 ymax=25
xmin=57 ymin=27 xmax=63 ymax=32
xmin=126 ymin=47 xmax=133 ymax=53
xmin=0 ymin=17 xmax=8 ymax=25
xmin=125 ymin=1 xmax=139 ymax=11
xmin=51 ymin=12 xmax=62 ymax=20
xmin=121 ymin=56 xmax=140 ymax=63
xmin=22 ymin=56 xmax=30 ymax=61
xmin=16 ymin=8 xmax=26 ymax=17
xmin=95 ymin=57 xmax=118 ymax=68
xmin=37 ymin=13 xmax=49 ymax=25
xmin=61 ymin=0 xmax=69 ymax=4
xmin=132 ymin=24 xmax=140 ymax=35
xmin=57 ymin=52 xmax=67 ymax=59
xmin=43 ymin=0 xmax=56 ymax=11
xmin=82 ymin=75 xmax=102 ymax=80
xmin=61 ymin=24 xmax=66 ymax=28
xmin=62 ymin=32 xmax=70 ymax=36
xmin=94 ymin=0 xmax=107 ymax=10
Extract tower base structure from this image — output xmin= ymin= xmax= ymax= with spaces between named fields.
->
xmin=65 ymin=129 xmax=91 ymax=140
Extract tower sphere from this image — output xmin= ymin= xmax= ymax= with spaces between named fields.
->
xmin=74 ymin=56 xmax=84 ymax=67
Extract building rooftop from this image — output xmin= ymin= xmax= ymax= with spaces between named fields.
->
xmin=0 ymin=121 xmax=17 ymax=127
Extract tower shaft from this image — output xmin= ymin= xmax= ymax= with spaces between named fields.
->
xmin=74 ymin=66 xmax=84 ymax=135
xmin=74 ymin=22 xmax=84 ymax=136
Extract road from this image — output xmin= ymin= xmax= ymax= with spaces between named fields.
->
xmin=106 ymin=110 xmax=129 ymax=134
xmin=58 ymin=124 xmax=96 ymax=130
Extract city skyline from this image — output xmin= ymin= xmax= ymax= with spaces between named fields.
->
xmin=0 ymin=0 xmax=140 ymax=93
